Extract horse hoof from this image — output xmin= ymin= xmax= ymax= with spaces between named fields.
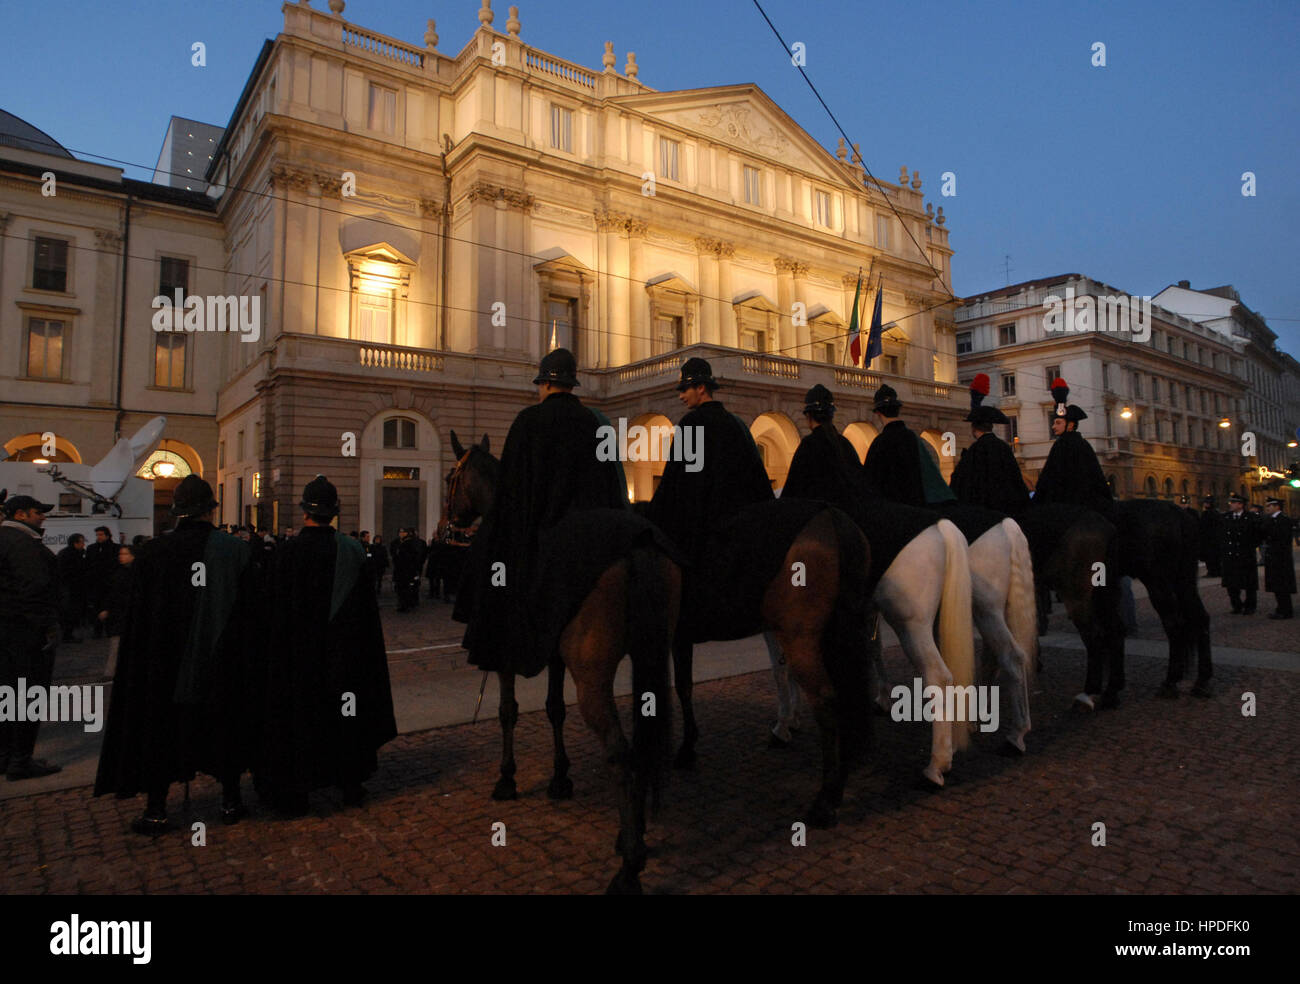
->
xmin=673 ymin=746 xmax=696 ymax=770
xmin=606 ymin=871 xmax=644 ymax=895
xmin=768 ymin=732 xmax=791 ymax=749
xmin=1191 ymin=680 xmax=1213 ymax=699
xmin=1099 ymin=691 xmax=1121 ymax=710
xmin=997 ymin=738 xmax=1025 ymax=757
xmin=921 ymin=766 xmax=945 ymax=788
xmin=547 ymin=776 xmax=573 ymax=800
xmin=1072 ymin=693 xmax=1096 ymax=712
xmin=491 ymin=779 xmax=517 ymax=801
xmin=1155 ymin=682 xmax=1179 ymax=699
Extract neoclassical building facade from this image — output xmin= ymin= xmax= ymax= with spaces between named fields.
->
xmin=4 ymin=0 xmax=969 ymax=538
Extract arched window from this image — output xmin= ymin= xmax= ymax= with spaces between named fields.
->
xmin=1163 ymin=477 xmax=1175 ymax=498
xmin=383 ymin=417 xmax=417 ymax=449
xmin=1144 ymin=475 xmax=1157 ymax=497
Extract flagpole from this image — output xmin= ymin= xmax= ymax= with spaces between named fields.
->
xmin=841 ymin=266 xmax=863 ymax=368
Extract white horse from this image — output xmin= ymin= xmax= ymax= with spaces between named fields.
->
xmin=770 ymin=516 xmax=1036 ymax=784
xmin=770 ymin=518 xmax=975 ymax=787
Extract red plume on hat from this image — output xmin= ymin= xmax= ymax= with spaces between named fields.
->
xmin=1050 ymin=377 xmax=1069 ymax=417
xmin=969 ymin=373 xmax=990 ymax=411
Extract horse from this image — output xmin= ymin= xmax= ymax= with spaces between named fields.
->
xmin=444 ymin=431 xmax=679 ymax=894
xmin=1114 ymin=499 xmax=1212 ymax=698
xmin=765 ymin=503 xmax=980 ymax=786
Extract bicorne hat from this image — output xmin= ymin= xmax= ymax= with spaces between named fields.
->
xmin=677 ymin=357 xmax=720 ymax=392
xmin=965 ymin=373 xmax=1009 ymax=427
xmin=872 ymin=383 xmax=902 ymax=414
xmin=1049 ymin=377 xmax=1088 ymax=423
xmin=171 ymin=475 xmax=219 ymax=518
xmin=301 ymin=474 xmax=340 ymax=518
xmin=803 ymin=383 xmax=836 ymax=417
xmin=533 ymin=348 xmax=579 ymax=388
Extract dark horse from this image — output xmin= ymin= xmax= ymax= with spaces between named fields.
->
xmin=668 ymin=498 xmax=874 ymax=827
xmin=444 ymin=433 xmax=679 ymax=894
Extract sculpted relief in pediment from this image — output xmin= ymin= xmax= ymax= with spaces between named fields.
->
xmin=697 ymin=104 xmax=793 ymax=158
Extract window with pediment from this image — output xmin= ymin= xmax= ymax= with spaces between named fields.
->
xmin=345 ymin=243 xmax=415 ymax=346
xmin=646 ymin=273 xmax=698 ymax=356
xmin=734 ymin=294 xmax=779 ymax=353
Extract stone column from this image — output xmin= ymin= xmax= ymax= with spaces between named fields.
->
xmin=596 ymin=209 xmax=630 ymax=365
xmin=695 ymin=237 xmax=720 ymax=345
xmin=627 ymin=219 xmax=648 ymax=362
xmin=717 ymin=242 xmax=736 ymax=348
xmin=791 ymin=261 xmax=810 ymax=359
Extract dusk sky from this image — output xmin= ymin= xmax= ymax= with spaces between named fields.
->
xmin=4 ymin=0 xmax=1298 ymax=354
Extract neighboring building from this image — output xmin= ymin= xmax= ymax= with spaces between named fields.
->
xmin=1153 ymin=282 xmax=1291 ymax=484
xmin=151 ymin=116 xmax=225 ymax=193
xmin=955 ymin=274 xmax=1250 ymax=502
xmin=0 ymin=112 xmax=224 ymax=531
xmin=200 ymin=0 xmax=963 ymax=536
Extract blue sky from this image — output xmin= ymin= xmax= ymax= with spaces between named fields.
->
xmin=4 ymin=0 xmax=1298 ymax=355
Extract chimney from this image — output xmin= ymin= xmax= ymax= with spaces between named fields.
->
xmin=1177 ymin=280 xmax=1190 ymax=288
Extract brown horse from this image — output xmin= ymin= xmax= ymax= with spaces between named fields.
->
xmin=444 ymin=432 xmax=679 ymax=894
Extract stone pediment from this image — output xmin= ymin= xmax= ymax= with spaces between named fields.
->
xmin=614 ymin=86 xmax=856 ymax=189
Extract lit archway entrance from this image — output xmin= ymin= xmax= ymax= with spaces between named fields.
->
xmin=136 ymin=439 xmax=203 ymax=532
xmin=920 ymin=428 xmax=952 ymax=481
xmin=841 ymin=421 xmax=878 ymax=465
xmin=751 ymin=411 xmax=800 ymax=493
xmin=361 ymin=410 xmax=441 ymax=545
xmin=4 ymin=432 xmax=82 ymax=464
xmin=626 ymin=412 xmax=673 ymax=503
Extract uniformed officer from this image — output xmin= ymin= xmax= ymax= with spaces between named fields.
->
xmin=949 ymin=373 xmax=1029 ymax=517
xmin=391 ymin=527 xmax=427 ymax=612
xmin=1031 ymin=378 xmax=1112 ymax=514
xmin=1219 ymin=492 xmax=1261 ymax=615
xmin=781 ymin=384 xmax=864 ymax=504
xmin=861 ymin=383 xmax=955 ymax=507
xmin=1262 ymin=497 xmax=1294 ymax=619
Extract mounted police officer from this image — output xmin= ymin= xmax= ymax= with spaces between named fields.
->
xmin=1031 ymin=378 xmax=1112 ymax=514
xmin=1261 ymin=496 xmax=1294 ymax=619
xmin=781 ymin=384 xmax=864 ymax=504
xmin=861 ymin=383 xmax=955 ymax=507
xmin=454 ymin=347 xmax=632 ymax=679
xmin=949 ymin=373 xmax=1029 ymax=517
xmin=1219 ymin=492 xmax=1261 ymax=615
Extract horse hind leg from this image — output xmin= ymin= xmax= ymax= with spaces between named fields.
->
xmin=764 ymin=631 xmax=800 ymax=747
xmin=1147 ymin=582 xmax=1187 ymax=699
xmin=492 ymin=670 xmax=519 ymax=801
xmin=545 ymin=657 xmax=573 ymax=799
xmin=973 ymin=603 xmax=1030 ymax=755
xmin=778 ymin=634 xmax=843 ymax=828
xmin=672 ymin=637 xmax=698 ymax=768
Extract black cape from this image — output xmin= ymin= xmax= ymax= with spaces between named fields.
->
xmin=1262 ymin=513 xmax=1296 ymax=594
xmin=94 ymin=521 xmax=260 ymax=797
xmin=950 ymin=432 xmax=1029 ymax=517
xmin=648 ymin=399 xmax=773 ymax=568
xmin=862 ymin=419 xmax=955 ymax=507
xmin=1033 ymin=431 xmax=1112 ymax=513
xmin=1218 ymin=511 xmax=1260 ymax=590
xmin=782 ymin=423 xmax=864 ymax=504
xmin=262 ymin=526 xmax=397 ymax=803
xmin=453 ymin=391 xmax=635 ymax=677
xmin=1198 ymin=510 xmax=1222 ymax=569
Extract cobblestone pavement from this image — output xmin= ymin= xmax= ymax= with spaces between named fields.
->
xmin=2 ymin=568 xmax=1296 ymax=895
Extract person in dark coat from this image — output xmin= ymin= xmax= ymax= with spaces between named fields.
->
xmin=56 ymin=533 xmax=89 ymax=643
xmin=1219 ymin=492 xmax=1262 ymax=615
xmin=1031 ymin=378 xmax=1112 ymax=514
xmin=782 ymin=384 xmax=865 ymax=505
xmin=1199 ymin=496 xmax=1223 ymax=577
xmin=1262 ymin=497 xmax=1294 ymax=619
xmin=391 ymin=529 xmax=426 ymax=611
xmin=949 ymin=373 xmax=1029 ymax=517
xmin=94 ymin=476 xmax=262 ymax=834
xmin=455 ymin=348 xmax=634 ymax=676
xmin=97 ymin=544 xmax=135 ymax=679
xmin=369 ymin=533 xmax=389 ymax=594
xmin=262 ymin=477 xmax=397 ymax=813
xmin=85 ymin=526 xmax=117 ymax=638
xmin=0 ymin=495 xmax=61 ymax=780
xmin=861 ymin=383 xmax=955 ymax=507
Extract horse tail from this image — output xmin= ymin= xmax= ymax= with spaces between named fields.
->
xmin=935 ymin=518 xmax=975 ymax=752
xmin=626 ymin=544 xmax=673 ymax=809
xmin=823 ymin=507 xmax=874 ymax=767
xmin=1004 ymin=518 xmax=1039 ymax=682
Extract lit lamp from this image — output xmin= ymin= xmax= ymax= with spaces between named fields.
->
xmin=32 ymin=457 xmax=50 ymax=464
xmin=1119 ymin=407 xmax=1133 ymax=420
xmin=152 ymin=459 xmax=177 ymax=478
xmin=1218 ymin=418 xmax=1231 ymax=429
xmin=1288 ymin=440 xmax=1298 ymax=449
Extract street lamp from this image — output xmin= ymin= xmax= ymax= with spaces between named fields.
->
xmin=1218 ymin=417 xmax=1231 ymax=429
xmin=1120 ymin=407 xmax=1133 ymax=419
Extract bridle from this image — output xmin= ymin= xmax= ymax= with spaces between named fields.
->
xmin=445 ymin=447 xmax=477 ymax=528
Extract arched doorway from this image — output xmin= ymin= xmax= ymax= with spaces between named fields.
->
xmin=1145 ymin=474 xmax=1158 ymax=497
xmin=4 ymin=432 xmax=82 ymax=463
xmin=920 ymin=428 xmax=953 ymax=480
xmin=360 ymin=410 xmax=442 ymax=545
xmin=626 ymin=412 xmax=674 ymax=502
xmin=750 ymin=412 xmax=800 ymax=492
xmin=841 ymin=421 xmax=877 ymax=465
xmin=136 ymin=439 xmax=203 ymax=533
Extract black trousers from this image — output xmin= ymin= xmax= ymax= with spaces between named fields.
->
xmin=1274 ymin=591 xmax=1294 ymax=617
xmin=1227 ymin=586 xmax=1257 ymax=613
xmin=395 ymin=574 xmax=420 ymax=610
xmin=0 ymin=622 xmax=56 ymax=766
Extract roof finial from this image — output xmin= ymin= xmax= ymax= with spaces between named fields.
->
xmin=602 ymin=41 xmax=616 ymax=71
xmin=911 ymin=169 xmax=921 ymax=190
xmin=479 ymin=0 xmax=494 ymax=27
xmin=328 ymin=0 xmax=344 ymax=14
xmin=507 ymin=5 xmax=520 ymax=35
xmin=936 ymin=205 xmax=946 ymax=226
xmin=624 ymin=51 xmax=638 ymax=78
xmin=424 ymin=18 xmax=439 ymax=48
xmin=835 ymin=138 xmax=847 ymax=162
xmin=898 ymin=165 xmax=909 ymax=186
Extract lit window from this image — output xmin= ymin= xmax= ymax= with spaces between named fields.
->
xmin=659 ymin=138 xmax=680 ymax=180
xmin=26 ymin=318 xmax=65 ymax=378
xmin=743 ymin=165 xmax=761 ymax=205
xmin=550 ymin=105 xmax=572 ymax=152
xmin=154 ymin=333 xmax=186 ymax=388
xmin=368 ymin=83 xmax=397 ymax=134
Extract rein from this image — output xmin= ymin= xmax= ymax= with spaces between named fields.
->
xmin=445 ymin=448 xmax=477 ymax=527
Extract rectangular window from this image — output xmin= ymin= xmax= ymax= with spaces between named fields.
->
xmin=25 ymin=318 xmax=65 ymax=378
xmin=154 ymin=332 xmax=186 ymax=388
xmin=658 ymin=138 xmax=680 ymax=180
xmin=1005 ymin=414 xmax=1019 ymax=443
xmin=367 ymin=84 xmax=397 ymax=134
xmin=814 ymin=190 xmax=832 ymax=227
xmin=1105 ymin=410 xmax=1113 ymax=436
xmin=1169 ymin=385 xmax=1178 ymax=408
xmin=356 ymin=287 xmax=393 ymax=344
xmin=740 ymin=325 xmax=768 ymax=353
xmin=1172 ymin=419 xmax=1180 ymax=444
xmin=1045 ymin=365 xmax=1061 ymax=389
xmin=884 ymin=354 xmax=899 ymax=375
xmin=236 ymin=429 xmax=245 ymax=461
xmin=876 ymin=214 xmax=891 ymax=249
xmin=546 ymin=296 xmax=578 ymax=355
xmin=653 ymin=315 xmax=682 ymax=356
xmin=814 ymin=340 xmax=835 ymax=364
xmin=1102 ymin=362 xmax=1111 ymax=391
xmin=1001 ymin=372 xmax=1016 ymax=397
xmin=550 ymin=105 xmax=572 ymax=152
xmin=159 ymin=256 xmax=189 ymax=297
xmin=955 ymin=331 xmax=972 ymax=355
xmin=998 ymin=323 xmax=1016 ymax=346
xmin=1167 ymin=334 xmax=1175 ymax=354
xmin=743 ymin=165 xmax=762 ymax=205
xmin=382 ymin=418 xmax=416 ymax=449
xmin=34 ymin=237 xmax=68 ymax=292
